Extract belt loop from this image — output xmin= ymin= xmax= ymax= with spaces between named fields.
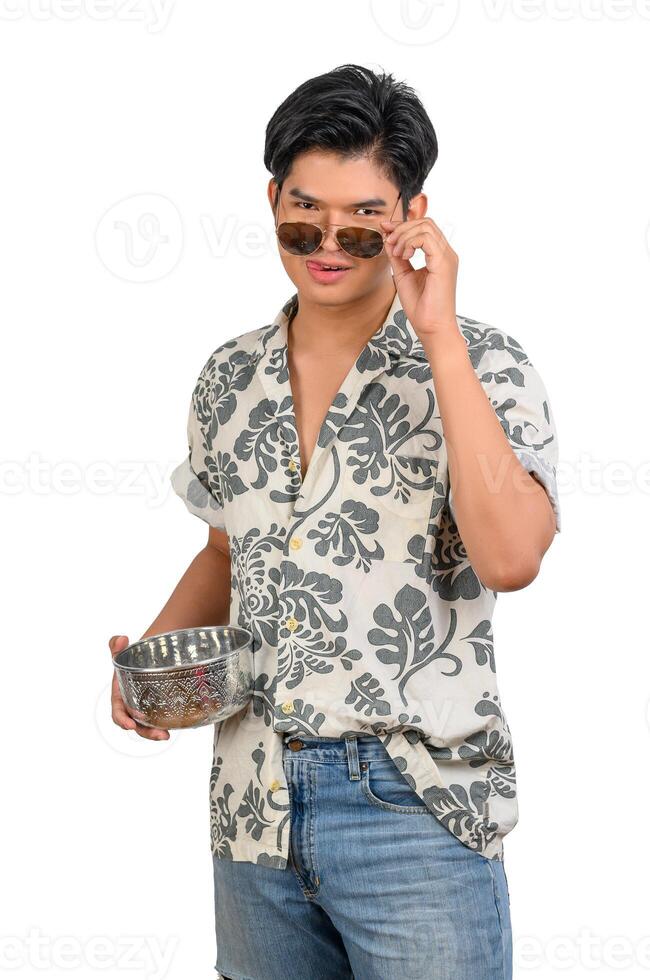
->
xmin=345 ymin=735 xmax=360 ymax=780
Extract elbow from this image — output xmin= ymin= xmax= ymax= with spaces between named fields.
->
xmin=480 ymin=555 xmax=541 ymax=593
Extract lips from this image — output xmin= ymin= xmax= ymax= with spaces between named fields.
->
xmin=306 ymin=259 xmax=353 ymax=271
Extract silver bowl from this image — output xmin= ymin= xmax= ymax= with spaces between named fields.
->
xmin=112 ymin=626 xmax=254 ymax=730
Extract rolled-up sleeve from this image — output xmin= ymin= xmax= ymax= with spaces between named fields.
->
xmin=170 ymin=360 xmax=226 ymax=530
xmin=448 ymin=338 xmax=561 ymax=534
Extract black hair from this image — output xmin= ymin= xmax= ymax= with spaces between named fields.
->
xmin=264 ymin=63 xmax=438 ymax=221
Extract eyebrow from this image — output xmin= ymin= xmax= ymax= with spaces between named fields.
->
xmin=287 ymin=187 xmax=389 ymax=208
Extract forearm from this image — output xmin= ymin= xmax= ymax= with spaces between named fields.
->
xmin=140 ymin=544 xmax=231 ymax=639
xmin=421 ymin=329 xmax=556 ymax=590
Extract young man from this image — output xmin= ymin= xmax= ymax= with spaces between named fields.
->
xmin=111 ymin=64 xmax=561 ymax=980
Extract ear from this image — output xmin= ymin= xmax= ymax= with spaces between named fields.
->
xmin=407 ymin=192 xmax=428 ymax=221
xmin=267 ymin=178 xmax=280 ymax=213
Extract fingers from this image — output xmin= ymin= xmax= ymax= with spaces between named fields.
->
xmin=109 ymin=634 xmax=170 ymax=741
xmin=383 ymin=217 xmax=454 ymax=259
xmin=110 ymin=670 xmax=137 ymax=730
xmin=109 ymin=635 xmax=136 ymax=727
xmin=389 ymin=225 xmax=442 ymax=257
xmin=134 ymin=721 xmax=170 ymax=740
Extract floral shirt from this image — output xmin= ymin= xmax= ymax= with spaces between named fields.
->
xmin=170 ymin=288 xmax=561 ymax=868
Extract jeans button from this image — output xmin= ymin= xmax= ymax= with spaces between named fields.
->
xmin=287 ymin=738 xmax=305 ymax=751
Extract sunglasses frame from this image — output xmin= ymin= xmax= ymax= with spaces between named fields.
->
xmin=273 ymin=188 xmax=403 ymax=260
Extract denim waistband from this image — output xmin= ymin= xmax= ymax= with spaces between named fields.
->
xmin=281 ymin=732 xmax=396 ymax=772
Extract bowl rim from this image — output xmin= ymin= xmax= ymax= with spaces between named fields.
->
xmin=112 ymin=625 xmax=253 ymax=675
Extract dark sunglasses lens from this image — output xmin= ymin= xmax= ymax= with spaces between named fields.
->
xmin=337 ymin=227 xmax=384 ymax=259
xmin=277 ymin=222 xmax=322 ymax=255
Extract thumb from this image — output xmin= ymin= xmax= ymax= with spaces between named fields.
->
xmin=109 ymin=635 xmax=129 ymax=657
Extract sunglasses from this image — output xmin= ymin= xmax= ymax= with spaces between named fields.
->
xmin=274 ymin=191 xmax=402 ymax=260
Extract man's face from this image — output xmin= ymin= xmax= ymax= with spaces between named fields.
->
xmin=268 ymin=149 xmax=408 ymax=304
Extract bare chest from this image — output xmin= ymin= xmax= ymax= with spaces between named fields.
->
xmin=288 ymin=355 xmax=351 ymax=482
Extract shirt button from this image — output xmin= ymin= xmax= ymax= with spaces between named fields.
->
xmin=281 ymin=700 xmax=295 ymax=714
xmin=285 ymin=616 xmax=299 ymax=632
xmin=269 ymin=778 xmax=281 ymax=792
xmin=289 ymin=536 xmax=302 ymax=550
xmin=288 ymin=459 xmax=298 ymax=472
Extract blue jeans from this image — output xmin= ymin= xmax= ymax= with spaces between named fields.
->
xmin=212 ymin=733 xmax=512 ymax=980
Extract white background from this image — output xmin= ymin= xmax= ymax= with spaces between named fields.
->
xmin=2 ymin=1 xmax=649 ymax=978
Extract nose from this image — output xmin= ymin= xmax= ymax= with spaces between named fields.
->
xmin=319 ymin=226 xmax=343 ymax=252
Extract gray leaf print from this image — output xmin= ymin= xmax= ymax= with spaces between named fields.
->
xmin=459 ymin=321 xmax=529 ymax=370
xmin=458 ymin=730 xmax=514 ymax=767
xmin=274 ymin=698 xmax=326 ymax=735
xmin=428 ymin=517 xmax=487 ymax=602
xmin=215 ymin=451 xmax=247 ymax=502
xmin=422 ymin=778 xmax=498 ymax=851
xmin=209 ymin=758 xmax=238 ymax=859
xmin=201 ymin=348 xmax=256 ymax=440
xmin=344 ymin=672 xmax=392 ymax=717
xmin=369 ymin=586 xmax=462 ymax=706
xmin=237 ymin=783 xmax=275 ymax=842
xmin=340 ymin=382 xmax=440 ymax=457
xmin=488 ymin=764 xmax=516 ymax=800
xmin=234 ymin=396 xmax=300 ymax=498
xmin=308 ymin=499 xmax=385 ymax=569
xmin=271 ymin=563 xmax=346 ymax=631
xmin=463 ymin=619 xmax=496 ymax=672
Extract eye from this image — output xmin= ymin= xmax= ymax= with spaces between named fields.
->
xmin=297 ymin=201 xmax=317 ymax=211
xmin=355 ymin=208 xmax=380 ymax=217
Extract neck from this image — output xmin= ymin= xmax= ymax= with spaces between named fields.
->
xmin=288 ymin=279 xmax=397 ymax=357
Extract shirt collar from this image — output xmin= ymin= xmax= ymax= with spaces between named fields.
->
xmin=248 ymin=287 xmax=430 ymax=371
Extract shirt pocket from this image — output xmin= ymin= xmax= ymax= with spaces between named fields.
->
xmin=340 ymin=449 xmax=442 ymax=563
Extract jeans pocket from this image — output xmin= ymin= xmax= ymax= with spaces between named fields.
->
xmin=360 ymin=758 xmax=430 ymax=813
